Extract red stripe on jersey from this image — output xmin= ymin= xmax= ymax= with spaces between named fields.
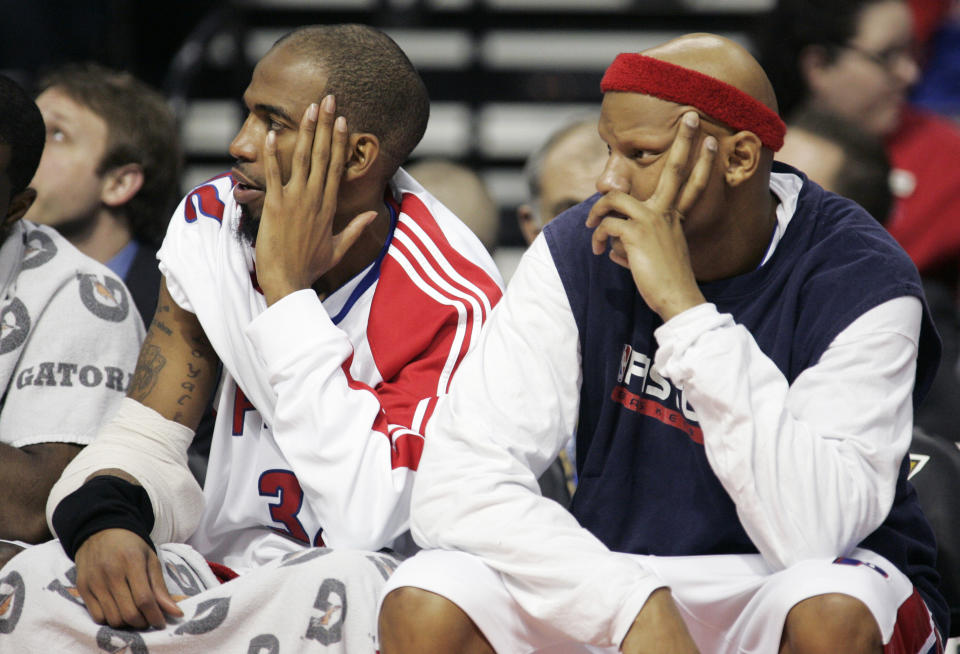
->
xmin=362 ymin=190 xmax=502 ymax=471
xmin=373 ymin=193 xmax=501 ymax=395
xmin=387 ymin=235 xmax=479 ymax=387
xmin=397 ymin=192 xmax=502 ymax=317
xmin=419 ymin=397 xmax=438 ymax=431
xmin=342 ymin=340 xmax=426 ymax=472
xmin=883 ymin=589 xmax=941 ymax=654
xmin=340 ymin=355 xmax=391 ymax=436
xmin=391 ymin=432 xmax=424 ymax=470
xmin=396 ymin=192 xmax=501 ymax=359
xmin=392 ymin=222 xmax=488 ymax=363
xmin=393 ymin=221 xmax=490 ymax=324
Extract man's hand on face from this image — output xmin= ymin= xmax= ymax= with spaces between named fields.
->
xmin=586 ymin=111 xmax=716 ymax=322
xmin=74 ymin=528 xmax=183 ymax=630
xmin=620 ymin=588 xmax=701 ymax=654
xmin=255 ymin=94 xmax=378 ymax=306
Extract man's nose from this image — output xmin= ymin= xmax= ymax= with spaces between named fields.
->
xmin=596 ymin=154 xmax=629 ymax=195
xmin=229 ymin=114 xmax=259 ymax=162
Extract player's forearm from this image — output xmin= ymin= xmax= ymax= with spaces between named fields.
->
xmin=0 ymin=441 xmax=81 ymax=542
xmin=130 ymin=288 xmax=220 ymax=430
xmin=46 ymin=399 xmax=203 ymax=546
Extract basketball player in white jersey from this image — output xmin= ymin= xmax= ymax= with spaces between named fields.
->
xmin=0 ymin=23 xmax=502 ymax=653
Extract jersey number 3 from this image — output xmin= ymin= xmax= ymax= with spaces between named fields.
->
xmin=258 ymin=469 xmax=325 ymax=546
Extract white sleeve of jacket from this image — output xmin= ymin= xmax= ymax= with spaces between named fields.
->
xmin=410 ymin=236 xmax=665 ymax=648
xmin=245 ymin=290 xmax=458 ymax=551
xmin=654 ymin=297 xmax=920 ymax=570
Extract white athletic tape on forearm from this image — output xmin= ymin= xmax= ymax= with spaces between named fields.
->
xmin=46 ymin=397 xmax=204 ymax=545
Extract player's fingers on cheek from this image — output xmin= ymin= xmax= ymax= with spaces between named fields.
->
xmin=322 ymin=116 xmax=348 ymax=206
xmin=654 ymin=112 xmax=699 ymax=207
xmin=289 ymin=102 xmax=319 ymax=185
xmin=327 ymin=115 xmax=348 ymax=175
xmin=264 ymin=131 xmax=281 ymax=190
xmin=310 ymin=96 xmax=336 ymax=186
xmin=676 ymin=136 xmax=717 ymax=215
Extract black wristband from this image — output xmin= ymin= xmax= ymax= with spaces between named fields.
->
xmin=52 ymin=475 xmax=156 ymax=560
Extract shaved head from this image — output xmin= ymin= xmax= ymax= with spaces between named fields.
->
xmin=643 ymin=33 xmax=779 ymax=114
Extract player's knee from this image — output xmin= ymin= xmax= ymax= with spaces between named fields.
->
xmin=781 ymin=593 xmax=882 ymax=654
xmin=379 ymin=586 xmax=494 ymax=654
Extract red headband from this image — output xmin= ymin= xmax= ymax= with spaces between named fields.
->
xmin=600 ymin=53 xmax=785 ymax=151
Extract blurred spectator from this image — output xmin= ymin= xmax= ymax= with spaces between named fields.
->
xmin=405 ymin=158 xmax=499 ymax=251
xmin=0 ymin=74 xmax=142 ymax=568
xmin=25 ymin=63 xmax=181 ymax=327
xmin=760 ymin=0 xmax=960 ymax=292
xmin=517 ymin=116 xmax=607 ymax=245
xmin=910 ymin=1 xmax=960 ymax=118
xmin=777 ymin=107 xmax=893 ymax=222
xmin=907 ymin=0 xmax=954 ymax=57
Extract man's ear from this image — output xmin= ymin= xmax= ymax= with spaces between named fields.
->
xmin=343 ymin=132 xmax=381 ymax=182
xmin=516 ymin=204 xmax=541 ymax=246
xmin=5 ymin=188 xmax=36 ymax=228
xmin=722 ymin=131 xmax=763 ymax=187
xmin=101 ymin=163 xmax=144 ymax=208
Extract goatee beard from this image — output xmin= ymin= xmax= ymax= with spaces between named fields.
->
xmin=237 ymin=204 xmax=260 ymax=246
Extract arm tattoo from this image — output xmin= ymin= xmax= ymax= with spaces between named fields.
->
xmin=152 ymin=319 xmax=173 ymax=337
xmin=128 ymin=343 xmax=166 ymax=400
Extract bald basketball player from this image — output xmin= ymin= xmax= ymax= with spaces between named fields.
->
xmin=377 ymin=33 xmax=946 ymax=654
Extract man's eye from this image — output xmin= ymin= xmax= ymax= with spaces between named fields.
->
xmin=268 ymin=118 xmax=285 ymax=131
xmin=49 ymin=128 xmax=65 ymax=143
